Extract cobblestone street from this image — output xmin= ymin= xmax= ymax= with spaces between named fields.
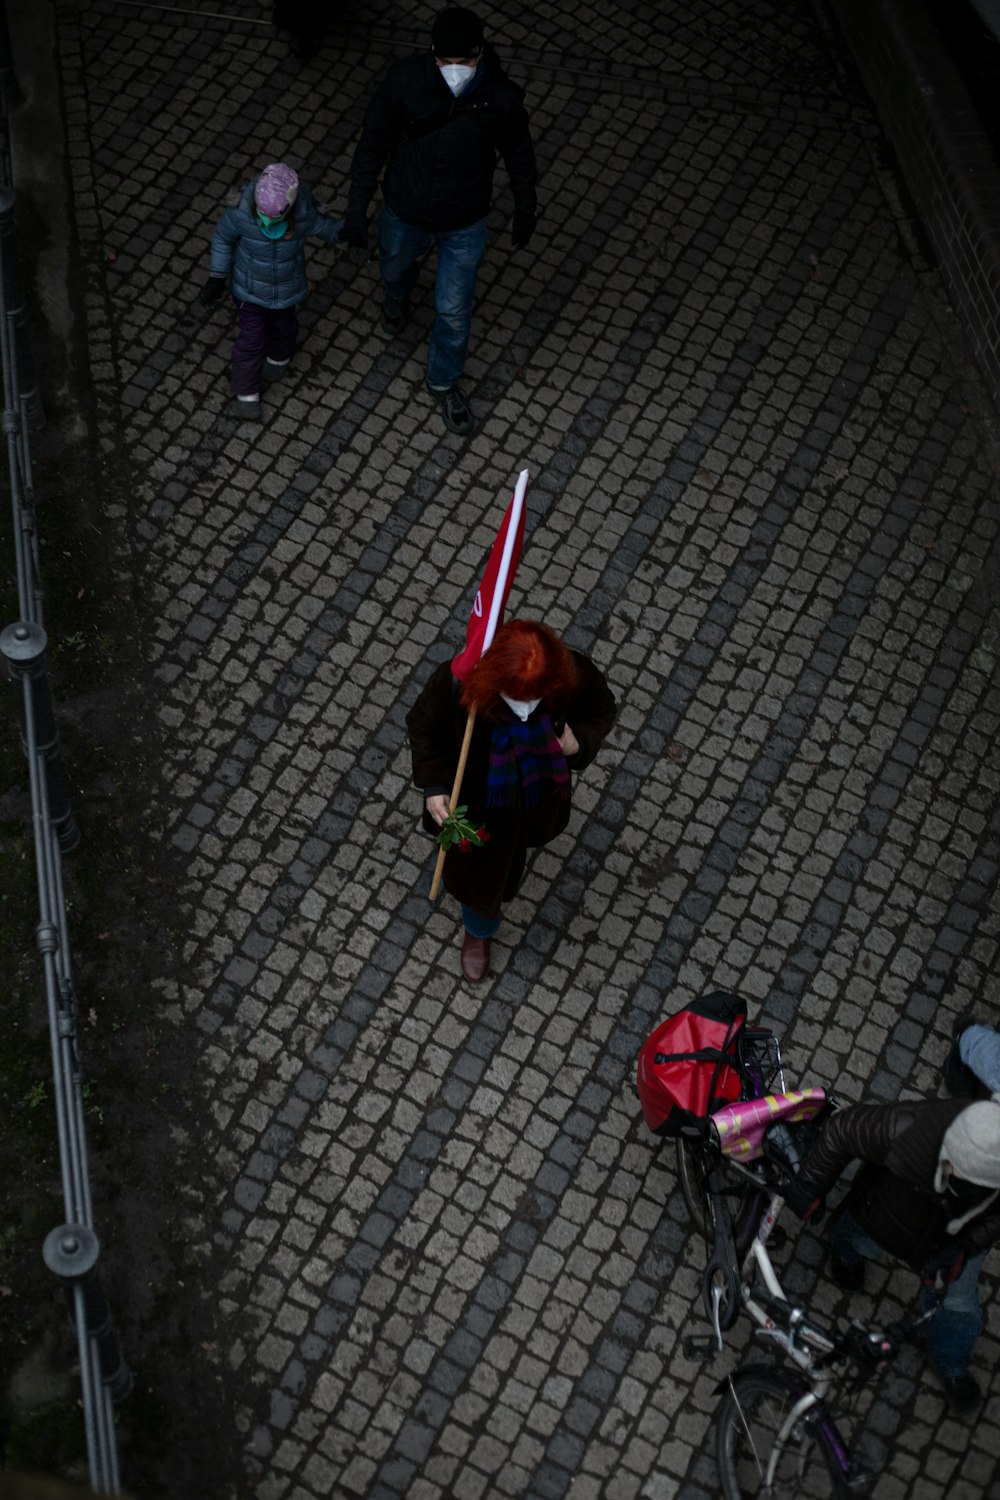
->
xmin=22 ymin=0 xmax=1000 ymax=1495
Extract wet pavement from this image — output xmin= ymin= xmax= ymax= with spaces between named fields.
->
xmin=16 ymin=0 xmax=1000 ymax=1495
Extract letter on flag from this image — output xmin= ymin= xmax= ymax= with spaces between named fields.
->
xmin=451 ymin=469 xmax=528 ymax=681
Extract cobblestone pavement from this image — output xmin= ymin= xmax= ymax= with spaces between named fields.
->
xmin=37 ymin=0 xmax=1000 ymax=1495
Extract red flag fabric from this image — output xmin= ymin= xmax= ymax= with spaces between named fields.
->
xmin=451 ymin=470 xmax=528 ymax=681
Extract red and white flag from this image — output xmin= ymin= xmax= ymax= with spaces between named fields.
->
xmin=451 ymin=469 xmax=528 ymax=681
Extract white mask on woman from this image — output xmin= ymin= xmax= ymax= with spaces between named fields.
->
xmin=501 ymin=695 xmax=541 ymax=722
xmin=440 ymin=62 xmax=477 ymax=96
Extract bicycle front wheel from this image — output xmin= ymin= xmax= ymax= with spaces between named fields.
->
xmin=716 ymin=1368 xmax=846 ymax=1499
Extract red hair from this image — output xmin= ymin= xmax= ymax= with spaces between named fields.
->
xmin=461 ymin=620 xmax=579 ymax=719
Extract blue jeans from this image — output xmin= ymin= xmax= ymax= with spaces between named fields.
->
xmin=378 ymin=205 xmax=486 ymax=390
xmin=461 ymin=904 xmax=501 ymax=940
xmin=959 ymin=1025 xmax=1000 ymax=1093
xmin=832 ymin=1210 xmax=985 ymax=1380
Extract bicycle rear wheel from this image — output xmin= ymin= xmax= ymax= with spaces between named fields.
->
xmin=676 ymin=1134 xmax=712 ymax=1238
xmin=715 ymin=1368 xmax=846 ymax=1499
xmin=676 ymin=1137 xmax=745 ymax=1332
xmin=677 ymin=1137 xmax=767 ymax=1259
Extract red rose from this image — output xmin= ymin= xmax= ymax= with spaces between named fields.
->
xmin=476 ymin=828 xmax=490 ymax=842
xmin=458 ymin=837 xmax=471 ymax=853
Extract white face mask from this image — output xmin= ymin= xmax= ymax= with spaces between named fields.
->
xmin=501 ymin=695 xmax=541 ymax=722
xmin=439 ymin=62 xmax=477 ymax=96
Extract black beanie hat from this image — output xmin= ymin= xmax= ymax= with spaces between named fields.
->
xmin=432 ymin=6 xmax=484 ymax=56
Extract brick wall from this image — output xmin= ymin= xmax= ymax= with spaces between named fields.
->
xmin=829 ymin=0 xmax=1000 ymax=415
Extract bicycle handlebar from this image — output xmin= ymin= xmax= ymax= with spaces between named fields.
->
xmin=748 ymin=1281 xmax=936 ymax=1373
xmin=749 ymin=1285 xmax=837 ymax=1354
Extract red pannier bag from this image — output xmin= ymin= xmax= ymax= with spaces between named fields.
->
xmin=636 ymin=991 xmax=747 ymax=1136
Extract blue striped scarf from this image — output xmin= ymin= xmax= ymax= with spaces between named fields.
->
xmin=485 ymin=713 xmax=570 ymax=809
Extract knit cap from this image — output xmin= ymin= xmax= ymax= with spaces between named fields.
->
xmin=941 ymin=1101 xmax=1000 ymax=1187
xmin=432 ymin=6 xmax=484 ymax=56
xmin=256 ymin=163 xmax=299 ymax=217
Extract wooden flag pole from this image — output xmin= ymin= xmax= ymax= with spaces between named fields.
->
xmin=426 ymin=466 xmax=528 ymax=903
xmin=429 ymin=708 xmax=477 ymax=900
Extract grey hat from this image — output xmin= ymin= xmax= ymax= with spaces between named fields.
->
xmin=942 ymin=1101 xmax=1000 ymax=1188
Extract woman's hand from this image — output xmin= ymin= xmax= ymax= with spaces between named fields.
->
xmin=425 ymin=794 xmax=450 ymax=827
xmin=558 ymin=724 xmax=580 ymax=758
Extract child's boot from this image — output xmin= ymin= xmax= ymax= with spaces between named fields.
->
xmin=231 ymin=394 xmax=262 ymax=421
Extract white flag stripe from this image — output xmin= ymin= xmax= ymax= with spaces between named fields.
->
xmin=482 ymin=468 xmax=529 ymax=653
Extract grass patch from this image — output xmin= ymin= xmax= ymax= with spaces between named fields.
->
xmin=3 ymin=1399 xmax=89 ymax=1476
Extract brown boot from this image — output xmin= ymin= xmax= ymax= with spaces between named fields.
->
xmin=461 ymin=933 xmax=490 ymax=982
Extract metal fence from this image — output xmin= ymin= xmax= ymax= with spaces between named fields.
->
xmin=0 ymin=5 xmax=130 ymax=1492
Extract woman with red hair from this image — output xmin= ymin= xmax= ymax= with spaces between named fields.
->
xmin=406 ymin=620 xmax=616 ymax=980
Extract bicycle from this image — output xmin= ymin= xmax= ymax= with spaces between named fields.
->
xmin=710 ymin=1293 xmax=933 ymax=1498
xmin=674 ymin=1023 xmax=829 ymax=1347
xmin=672 ymin=1023 xmax=935 ymax=1498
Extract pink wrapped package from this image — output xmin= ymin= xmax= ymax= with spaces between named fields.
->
xmin=710 ymin=1089 xmax=828 ymax=1162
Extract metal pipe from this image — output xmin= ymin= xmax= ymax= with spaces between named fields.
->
xmin=0 ymin=186 xmax=43 ymax=428
xmin=1 ymin=621 xmax=80 ymax=850
xmin=46 ymin=1231 xmax=131 ymax=1492
xmin=0 ymin=0 xmax=22 ymax=125
xmin=0 ymin=240 xmax=35 ymax=622
xmin=0 ymin=82 xmax=126 ymax=1490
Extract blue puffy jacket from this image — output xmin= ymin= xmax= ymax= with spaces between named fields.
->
xmin=209 ymin=177 xmax=343 ymax=309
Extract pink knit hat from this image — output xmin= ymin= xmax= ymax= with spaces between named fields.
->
xmin=255 ymin=163 xmax=299 ymax=217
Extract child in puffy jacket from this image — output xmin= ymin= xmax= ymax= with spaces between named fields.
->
xmin=199 ymin=162 xmax=343 ymax=421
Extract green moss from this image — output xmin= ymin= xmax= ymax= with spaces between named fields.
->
xmin=3 ymin=1399 xmax=88 ymax=1473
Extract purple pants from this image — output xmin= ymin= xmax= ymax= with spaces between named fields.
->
xmin=231 ymin=300 xmax=299 ymax=396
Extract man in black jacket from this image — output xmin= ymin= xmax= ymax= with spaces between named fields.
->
xmin=343 ymin=6 xmax=537 ymax=436
xmin=785 ymin=1095 xmax=1000 ymax=1415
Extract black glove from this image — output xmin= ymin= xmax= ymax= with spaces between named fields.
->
xmin=198 ymin=276 xmax=227 ymax=306
xmin=343 ymin=212 xmax=369 ymax=250
xmin=779 ymin=1176 xmax=825 ymax=1223
xmin=511 ymin=211 xmax=536 ymax=250
xmin=921 ymin=1244 xmax=966 ymax=1293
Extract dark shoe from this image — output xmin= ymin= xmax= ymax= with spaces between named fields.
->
xmin=830 ymin=1252 xmax=865 ymax=1292
xmin=944 ymin=1015 xmax=979 ymax=1098
xmin=940 ymin=1371 xmax=981 ymax=1415
xmin=290 ymin=35 xmax=321 ymax=62
xmin=380 ymin=297 xmax=409 ymax=336
xmin=263 ymin=359 xmax=288 ymax=383
xmin=437 ymin=385 xmax=474 ymax=436
xmin=460 ymin=933 xmax=490 ymax=982
xmin=231 ymin=396 xmax=261 ymax=421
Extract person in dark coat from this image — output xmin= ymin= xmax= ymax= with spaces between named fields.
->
xmin=785 ymin=1094 xmax=1000 ymax=1415
xmin=406 ymin=620 xmax=615 ymax=981
xmin=272 ymin=0 xmax=331 ymax=62
xmin=199 ymin=163 xmax=343 ymax=422
xmin=343 ymin=6 xmax=537 ymax=437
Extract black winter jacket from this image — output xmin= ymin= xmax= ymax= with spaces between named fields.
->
xmin=406 ymin=655 xmax=615 ymax=917
xmin=799 ymin=1098 xmax=1000 ymax=1270
xmin=347 ymin=45 xmax=536 ymax=232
